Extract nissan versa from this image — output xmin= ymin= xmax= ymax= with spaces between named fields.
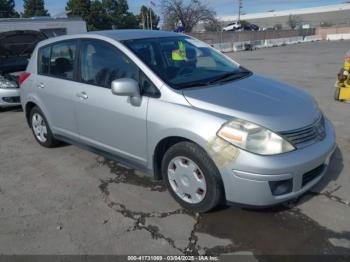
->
xmin=20 ymin=30 xmax=336 ymax=212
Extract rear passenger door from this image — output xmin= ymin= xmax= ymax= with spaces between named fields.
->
xmin=36 ymin=40 xmax=80 ymax=139
xmin=75 ymin=39 xmax=149 ymax=166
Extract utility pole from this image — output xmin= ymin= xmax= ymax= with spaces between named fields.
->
xmin=149 ymin=7 xmax=153 ymax=30
xmin=142 ymin=12 xmax=145 ymax=29
xmin=146 ymin=12 xmax=149 ymax=30
xmin=238 ymin=0 xmax=243 ymax=22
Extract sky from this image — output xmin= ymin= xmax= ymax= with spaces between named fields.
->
xmin=13 ymin=0 xmax=346 ymax=18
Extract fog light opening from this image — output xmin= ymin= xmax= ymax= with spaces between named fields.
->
xmin=2 ymin=96 xmax=20 ymax=103
xmin=269 ymin=179 xmax=293 ymax=196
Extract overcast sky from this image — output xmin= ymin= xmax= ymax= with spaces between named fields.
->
xmin=14 ymin=0 xmax=345 ymax=17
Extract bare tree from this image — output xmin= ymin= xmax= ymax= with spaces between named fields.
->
xmin=162 ymin=12 xmax=178 ymax=31
xmin=274 ymin=23 xmax=282 ymax=30
xmin=204 ymin=18 xmax=221 ymax=32
xmin=287 ymin=15 xmax=299 ymax=30
xmin=161 ymin=0 xmax=216 ymax=33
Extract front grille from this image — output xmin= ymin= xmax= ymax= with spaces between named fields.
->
xmin=280 ymin=115 xmax=326 ymax=148
xmin=302 ymin=164 xmax=326 ymax=187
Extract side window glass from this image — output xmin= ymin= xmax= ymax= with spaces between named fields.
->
xmin=80 ymin=40 xmax=139 ymax=88
xmin=127 ymin=42 xmax=158 ymax=68
xmin=38 ymin=46 xmax=51 ymax=75
xmin=50 ymin=41 xmax=76 ymax=80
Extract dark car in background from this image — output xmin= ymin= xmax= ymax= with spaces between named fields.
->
xmin=241 ymin=23 xmax=259 ymax=31
xmin=0 ymin=30 xmax=47 ymax=108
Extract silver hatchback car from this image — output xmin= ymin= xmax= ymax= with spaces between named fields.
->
xmin=20 ymin=30 xmax=336 ymax=212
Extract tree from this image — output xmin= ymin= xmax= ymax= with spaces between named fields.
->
xmin=23 ymin=0 xmax=49 ymax=17
xmin=162 ymin=12 xmax=177 ymax=31
xmin=102 ymin=0 xmax=138 ymax=29
xmin=274 ymin=23 xmax=282 ymax=30
xmin=66 ymin=0 xmax=90 ymax=20
xmin=287 ymin=15 xmax=299 ymax=30
xmin=240 ymin=20 xmax=250 ymax=27
xmin=103 ymin=0 xmax=128 ymax=16
xmin=204 ymin=18 xmax=221 ymax=32
xmin=88 ymin=0 xmax=110 ymax=31
xmin=0 ymin=0 xmax=19 ymax=18
xmin=139 ymin=5 xmax=160 ymax=30
xmin=65 ymin=0 xmax=140 ymax=31
xmin=161 ymin=0 xmax=216 ymax=33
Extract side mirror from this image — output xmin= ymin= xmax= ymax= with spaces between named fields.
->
xmin=111 ymin=78 xmax=140 ymax=97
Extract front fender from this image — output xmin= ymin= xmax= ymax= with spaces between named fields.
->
xmin=146 ymin=98 xmax=229 ymax=170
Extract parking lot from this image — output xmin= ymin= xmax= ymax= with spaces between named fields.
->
xmin=0 ymin=40 xmax=349 ymax=257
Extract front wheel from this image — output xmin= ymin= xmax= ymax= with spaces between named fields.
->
xmin=162 ymin=142 xmax=224 ymax=213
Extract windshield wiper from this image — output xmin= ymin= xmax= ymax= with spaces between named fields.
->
xmin=176 ymin=81 xmax=212 ymax=89
xmin=175 ymin=69 xmax=252 ymax=89
xmin=208 ymin=70 xmax=252 ymax=85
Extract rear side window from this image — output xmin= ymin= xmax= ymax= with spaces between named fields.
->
xmin=80 ymin=39 xmax=138 ymax=88
xmin=50 ymin=41 xmax=76 ymax=80
xmin=38 ymin=46 xmax=51 ymax=75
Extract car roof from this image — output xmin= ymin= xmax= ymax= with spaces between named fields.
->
xmin=90 ymin=30 xmax=181 ymax=41
xmin=36 ymin=30 xmax=184 ymax=48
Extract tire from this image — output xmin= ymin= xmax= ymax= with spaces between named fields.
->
xmin=161 ymin=141 xmax=224 ymax=213
xmin=30 ymin=106 xmax=59 ymax=148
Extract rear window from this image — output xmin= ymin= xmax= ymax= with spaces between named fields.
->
xmin=37 ymin=40 xmax=77 ymax=80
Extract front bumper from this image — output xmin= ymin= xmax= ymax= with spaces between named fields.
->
xmin=0 ymin=88 xmax=21 ymax=107
xmin=219 ymin=119 xmax=336 ymax=206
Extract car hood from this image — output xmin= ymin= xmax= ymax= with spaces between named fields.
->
xmin=182 ymin=74 xmax=320 ymax=132
xmin=0 ymin=30 xmax=47 ymax=73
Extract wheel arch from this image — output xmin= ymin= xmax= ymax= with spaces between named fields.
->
xmin=152 ymin=134 xmax=212 ymax=181
xmin=25 ymin=101 xmax=37 ymax=127
xmin=24 ymin=96 xmax=53 ymax=129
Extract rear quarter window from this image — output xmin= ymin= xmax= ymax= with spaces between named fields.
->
xmin=38 ymin=45 xmax=51 ymax=75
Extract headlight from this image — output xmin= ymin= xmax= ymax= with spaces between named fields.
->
xmin=0 ymin=76 xmax=18 ymax=89
xmin=217 ymin=119 xmax=295 ymax=155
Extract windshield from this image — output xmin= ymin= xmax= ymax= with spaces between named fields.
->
xmin=123 ymin=36 xmax=250 ymax=89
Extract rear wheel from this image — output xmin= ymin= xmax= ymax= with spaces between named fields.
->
xmin=162 ymin=142 xmax=224 ymax=213
xmin=30 ymin=106 xmax=58 ymax=148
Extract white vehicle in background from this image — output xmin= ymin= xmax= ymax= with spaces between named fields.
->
xmin=223 ymin=21 xmax=242 ymax=31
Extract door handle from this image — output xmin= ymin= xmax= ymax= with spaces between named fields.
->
xmin=37 ymin=82 xmax=44 ymax=89
xmin=76 ymin=92 xmax=88 ymax=100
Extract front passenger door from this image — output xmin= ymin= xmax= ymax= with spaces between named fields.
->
xmin=75 ymin=39 xmax=149 ymax=166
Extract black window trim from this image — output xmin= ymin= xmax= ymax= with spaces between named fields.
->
xmin=37 ymin=39 xmax=78 ymax=82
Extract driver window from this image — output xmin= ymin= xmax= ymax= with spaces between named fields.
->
xmin=80 ymin=39 xmax=139 ymax=88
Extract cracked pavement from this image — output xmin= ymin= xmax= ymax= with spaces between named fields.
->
xmin=0 ymin=40 xmax=350 ymax=258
